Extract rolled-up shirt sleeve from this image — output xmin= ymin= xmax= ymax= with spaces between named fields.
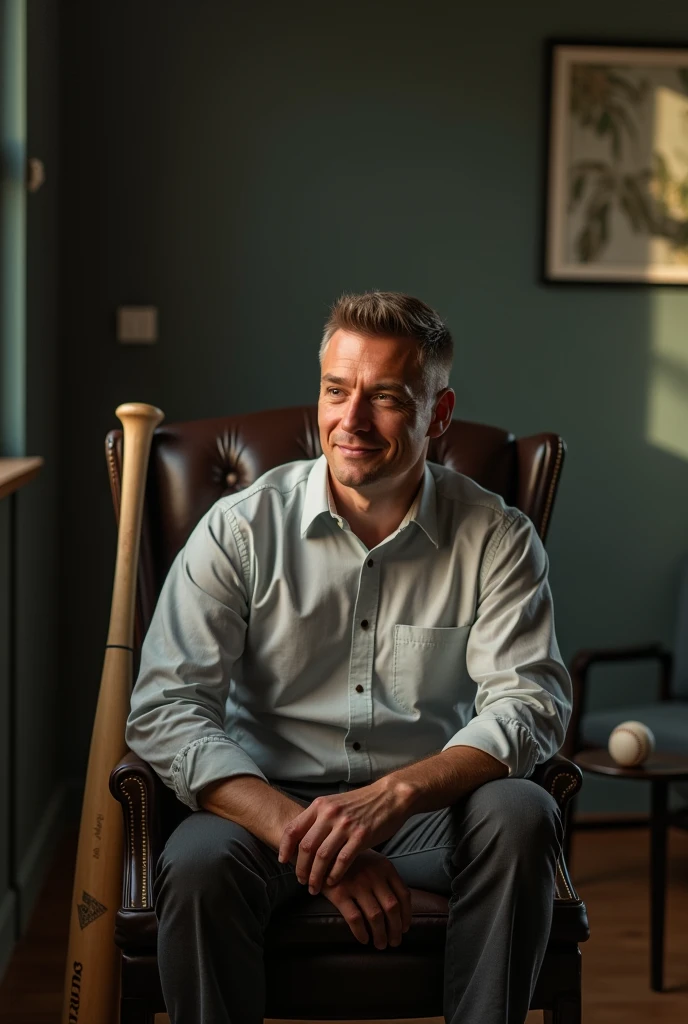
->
xmin=125 ymin=502 xmax=268 ymax=811
xmin=442 ymin=513 xmax=572 ymax=777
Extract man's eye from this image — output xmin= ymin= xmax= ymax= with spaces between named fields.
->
xmin=326 ymin=387 xmax=341 ymax=396
xmin=375 ymin=393 xmax=394 ymax=402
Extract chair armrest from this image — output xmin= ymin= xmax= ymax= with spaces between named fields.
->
xmin=564 ymin=643 xmax=673 ymax=756
xmin=530 ymin=754 xmax=582 ymax=811
xmin=554 ymin=857 xmax=590 ymax=940
xmin=109 ymin=751 xmax=166 ymax=910
xmin=531 ymin=756 xmax=590 ymax=939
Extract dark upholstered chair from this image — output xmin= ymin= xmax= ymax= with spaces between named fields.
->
xmin=106 ymin=405 xmax=589 ymax=1024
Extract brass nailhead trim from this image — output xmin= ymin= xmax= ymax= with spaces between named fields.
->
xmin=549 ymin=772 xmax=577 ymax=900
xmin=540 ymin=437 xmax=564 ymax=538
xmin=120 ymin=775 xmax=150 ymax=908
xmin=551 ymin=772 xmax=578 ymax=806
xmin=105 ymin=437 xmax=120 ymax=511
xmin=556 ymin=861 xmax=574 ymax=900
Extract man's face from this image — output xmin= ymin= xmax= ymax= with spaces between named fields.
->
xmin=318 ymin=329 xmax=441 ymax=491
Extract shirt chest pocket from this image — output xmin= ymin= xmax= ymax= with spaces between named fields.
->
xmin=392 ymin=624 xmax=471 ymax=714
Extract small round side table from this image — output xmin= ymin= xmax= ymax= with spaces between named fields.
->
xmin=575 ymin=748 xmax=688 ymax=992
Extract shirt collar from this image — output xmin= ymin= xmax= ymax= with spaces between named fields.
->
xmin=301 ymin=454 xmax=438 ymax=548
xmin=409 ymin=461 xmax=438 ymax=547
xmin=300 ymin=455 xmax=335 ymax=537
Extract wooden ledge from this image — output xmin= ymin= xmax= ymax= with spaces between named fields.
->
xmin=0 ymin=457 xmax=44 ymax=501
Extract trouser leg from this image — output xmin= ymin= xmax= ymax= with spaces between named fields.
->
xmin=379 ymin=777 xmax=562 ymax=1024
xmin=153 ymin=779 xmax=348 ymax=1024
xmin=154 ymin=806 xmax=301 ymax=1024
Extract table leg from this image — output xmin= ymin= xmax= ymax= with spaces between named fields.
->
xmin=650 ymin=780 xmax=668 ymax=992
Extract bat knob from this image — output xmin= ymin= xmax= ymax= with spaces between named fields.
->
xmin=115 ymin=402 xmax=165 ymax=428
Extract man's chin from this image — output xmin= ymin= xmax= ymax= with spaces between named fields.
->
xmin=329 ymin=455 xmax=389 ymax=489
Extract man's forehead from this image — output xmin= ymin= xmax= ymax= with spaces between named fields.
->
xmin=321 ymin=330 xmax=422 ymax=380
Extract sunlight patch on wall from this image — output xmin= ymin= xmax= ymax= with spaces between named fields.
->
xmin=647 ymin=295 xmax=688 ymax=461
xmin=0 ymin=0 xmax=26 ymax=456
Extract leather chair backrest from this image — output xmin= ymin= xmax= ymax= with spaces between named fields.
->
xmin=106 ymin=405 xmax=565 ymax=651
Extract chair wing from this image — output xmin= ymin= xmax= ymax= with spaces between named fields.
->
xmin=105 ymin=405 xmax=565 ymax=648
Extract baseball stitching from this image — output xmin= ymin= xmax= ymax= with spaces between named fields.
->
xmin=613 ymin=726 xmax=646 ymax=764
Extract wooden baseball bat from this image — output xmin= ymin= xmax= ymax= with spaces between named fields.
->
xmin=61 ymin=402 xmax=164 ymax=1024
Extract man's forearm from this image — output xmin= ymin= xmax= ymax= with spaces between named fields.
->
xmin=384 ymin=744 xmax=508 ymax=817
xmin=198 ymin=775 xmax=306 ymax=852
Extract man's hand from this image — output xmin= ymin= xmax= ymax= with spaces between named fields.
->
xmin=277 ymin=776 xmax=415 ymax=894
xmin=320 ymin=850 xmax=412 ymax=949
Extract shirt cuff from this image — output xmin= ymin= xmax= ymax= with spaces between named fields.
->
xmin=442 ymin=714 xmax=540 ymax=778
xmin=171 ymin=735 xmax=269 ymax=811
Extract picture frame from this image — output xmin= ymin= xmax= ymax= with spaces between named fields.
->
xmin=544 ymin=42 xmax=688 ymax=284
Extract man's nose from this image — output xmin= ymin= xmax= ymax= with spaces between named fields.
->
xmin=340 ymin=394 xmax=371 ymax=433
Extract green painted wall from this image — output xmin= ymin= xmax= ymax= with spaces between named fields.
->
xmin=59 ymin=1 xmax=688 ymax=812
xmin=18 ymin=0 xmax=63 ymax=924
xmin=1 ymin=0 xmax=62 ymax=982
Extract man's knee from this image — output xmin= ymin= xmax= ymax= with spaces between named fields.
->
xmin=155 ymin=811 xmax=268 ymax=906
xmin=462 ymin=778 xmax=562 ymax=863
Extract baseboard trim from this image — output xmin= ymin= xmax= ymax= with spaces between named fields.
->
xmin=15 ymin=783 xmax=67 ymax=932
xmin=0 ymin=888 xmax=18 ymax=985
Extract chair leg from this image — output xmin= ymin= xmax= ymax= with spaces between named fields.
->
xmin=120 ymin=998 xmax=156 ymax=1024
xmin=543 ymin=991 xmax=582 ymax=1024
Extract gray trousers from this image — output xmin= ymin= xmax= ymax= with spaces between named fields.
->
xmin=154 ymin=776 xmax=562 ymax=1024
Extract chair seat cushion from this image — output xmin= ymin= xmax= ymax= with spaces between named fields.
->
xmin=116 ymin=880 xmax=588 ymax=954
xmin=582 ymin=700 xmax=688 ymax=752
xmin=266 ymin=887 xmax=449 ymax=950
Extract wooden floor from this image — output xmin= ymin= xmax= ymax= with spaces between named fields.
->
xmin=0 ymin=825 xmax=686 ymax=1023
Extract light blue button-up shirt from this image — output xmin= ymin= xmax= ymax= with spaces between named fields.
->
xmin=126 ymin=455 xmax=572 ymax=811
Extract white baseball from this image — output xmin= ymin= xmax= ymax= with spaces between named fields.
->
xmin=608 ymin=721 xmax=655 ymax=767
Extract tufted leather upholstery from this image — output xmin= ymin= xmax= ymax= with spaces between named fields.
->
xmin=106 ymin=405 xmax=586 ymax=1023
xmin=105 ymin=405 xmax=565 ymax=651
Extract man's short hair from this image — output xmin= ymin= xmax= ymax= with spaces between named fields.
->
xmin=319 ymin=291 xmax=453 ymax=396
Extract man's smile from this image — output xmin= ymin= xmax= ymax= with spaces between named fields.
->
xmin=335 ymin=443 xmax=384 ymax=458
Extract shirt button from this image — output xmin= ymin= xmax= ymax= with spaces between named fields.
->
xmin=367 ymin=559 xmax=374 ymax=568
xmin=355 ymin=684 xmax=364 ymax=693
xmin=360 ymin=619 xmax=369 ymax=629
xmin=352 ymin=741 xmax=361 ymax=751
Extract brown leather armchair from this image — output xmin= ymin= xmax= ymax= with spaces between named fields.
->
xmin=106 ymin=405 xmax=589 ymax=1024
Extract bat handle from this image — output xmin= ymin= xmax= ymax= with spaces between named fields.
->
xmin=107 ymin=402 xmax=164 ymax=649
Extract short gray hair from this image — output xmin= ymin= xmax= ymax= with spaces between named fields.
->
xmin=319 ymin=291 xmax=453 ymax=394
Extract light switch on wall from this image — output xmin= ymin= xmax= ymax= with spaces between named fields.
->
xmin=117 ymin=306 xmax=158 ymax=344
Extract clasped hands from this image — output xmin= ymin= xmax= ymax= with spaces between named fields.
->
xmin=277 ymin=776 xmax=415 ymax=947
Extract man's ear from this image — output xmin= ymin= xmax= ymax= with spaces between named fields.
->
xmin=427 ymin=388 xmax=455 ymax=439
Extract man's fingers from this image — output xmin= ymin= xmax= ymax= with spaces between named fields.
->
xmin=386 ymin=868 xmax=412 ymax=932
xmin=294 ymin=819 xmax=335 ymax=885
xmin=278 ymin=807 xmax=317 ymax=865
xmin=335 ymin=896 xmax=369 ymax=945
xmin=324 ymin=832 xmax=366 ymax=888
xmin=307 ymin=829 xmax=349 ymax=893
xmin=371 ymin=879 xmax=403 ymax=947
xmin=354 ymin=891 xmax=388 ymax=950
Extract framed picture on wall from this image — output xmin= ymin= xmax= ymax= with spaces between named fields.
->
xmin=545 ymin=42 xmax=688 ymax=284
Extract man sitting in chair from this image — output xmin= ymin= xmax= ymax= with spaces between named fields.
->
xmin=126 ymin=291 xmax=572 ymax=1024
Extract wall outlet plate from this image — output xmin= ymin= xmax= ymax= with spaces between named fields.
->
xmin=117 ymin=306 xmax=158 ymax=344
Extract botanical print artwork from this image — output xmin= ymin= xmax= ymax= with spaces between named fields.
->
xmin=546 ymin=46 xmax=688 ymax=283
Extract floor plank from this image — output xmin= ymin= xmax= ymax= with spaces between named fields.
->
xmin=1 ymin=825 xmax=686 ymax=1023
